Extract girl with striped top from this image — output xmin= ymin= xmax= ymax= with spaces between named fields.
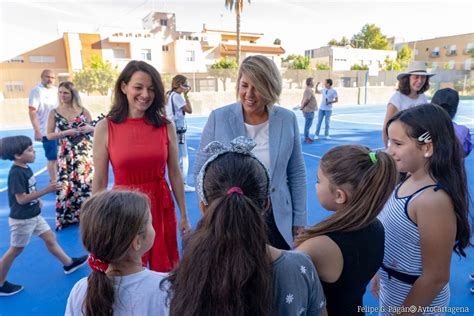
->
xmin=374 ymin=104 xmax=471 ymax=314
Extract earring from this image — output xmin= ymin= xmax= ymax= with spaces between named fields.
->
xmin=424 ymin=153 xmax=429 ymax=158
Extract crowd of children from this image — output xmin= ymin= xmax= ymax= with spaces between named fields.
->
xmin=0 ymin=59 xmax=472 ymax=315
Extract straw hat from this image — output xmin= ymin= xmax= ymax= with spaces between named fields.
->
xmin=396 ymin=61 xmax=435 ymax=80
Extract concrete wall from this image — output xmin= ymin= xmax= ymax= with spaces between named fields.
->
xmin=0 ymin=87 xmax=397 ymax=129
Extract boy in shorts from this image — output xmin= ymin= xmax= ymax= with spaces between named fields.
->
xmin=0 ymin=136 xmax=87 ymax=296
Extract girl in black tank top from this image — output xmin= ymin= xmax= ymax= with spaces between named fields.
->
xmin=296 ymin=145 xmax=398 ymax=315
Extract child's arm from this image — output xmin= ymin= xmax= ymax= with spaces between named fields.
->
xmin=15 ymin=181 xmax=60 ymax=205
xmin=399 ymin=189 xmax=456 ymax=315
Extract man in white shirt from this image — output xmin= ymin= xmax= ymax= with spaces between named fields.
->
xmin=314 ymin=78 xmax=338 ymax=140
xmin=28 ymin=69 xmax=58 ymax=181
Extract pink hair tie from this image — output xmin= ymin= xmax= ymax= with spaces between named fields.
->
xmin=227 ymin=187 xmax=244 ymax=196
xmin=88 ymin=254 xmax=109 ymax=273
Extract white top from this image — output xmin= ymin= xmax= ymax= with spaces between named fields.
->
xmin=65 ymin=269 xmax=169 ymax=316
xmin=388 ymin=91 xmax=428 ymax=111
xmin=28 ymin=83 xmax=58 ymax=136
xmin=319 ymin=88 xmax=338 ymax=111
xmin=165 ymin=92 xmax=186 ymax=123
xmin=244 ymin=120 xmax=271 ymax=170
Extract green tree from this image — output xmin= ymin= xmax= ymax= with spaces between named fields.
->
xmin=282 ymin=54 xmax=298 ymax=62
xmin=351 ymin=23 xmax=391 ymax=50
xmin=328 ymin=36 xmax=350 ymax=47
xmin=383 ymin=46 xmax=413 ymax=71
xmin=315 ymin=63 xmax=330 ymax=70
xmin=73 ymin=56 xmax=118 ymax=95
xmin=225 ymin=0 xmax=251 ymax=64
xmin=397 ymin=45 xmax=413 ymax=69
xmin=383 ymin=55 xmax=402 ymax=71
xmin=350 ymin=64 xmax=369 ymax=70
xmin=289 ymin=55 xmax=311 ymax=70
xmin=209 ymin=57 xmax=239 ymax=91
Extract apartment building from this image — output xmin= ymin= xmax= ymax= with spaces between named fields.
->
xmin=0 ymin=11 xmax=285 ymax=99
xmin=395 ymin=33 xmax=474 ymax=70
xmin=304 ymin=45 xmax=397 ymax=71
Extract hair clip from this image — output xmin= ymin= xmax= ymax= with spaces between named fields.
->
xmin=417 ymin=131 xmax=432 ymax=143
xmin=196 ymin=136 xmax=270 ymax=206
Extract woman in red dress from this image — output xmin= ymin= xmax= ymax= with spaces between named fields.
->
xmin=92 ymin=60 xmax=190 ymax=272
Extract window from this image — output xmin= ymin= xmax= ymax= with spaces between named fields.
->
xmin=160 ymin=19 xmax=167 ymax=26
xmin=464 ymin=42 xmax=473 ymax=54
xmin=8 ymin=55 xmax=24 ymax=63
xmin=185 ymin=50 xmax=195 ymax=62
xmin=432 ymin=62 xmax=438 ymax=70
xmin=162 ymin=45 xmax=169 ymax=52
xmin=29 ymin=55 xmax=55 ymax=63
xmin=112 ymin=48 xmax=126 ymax=59
xmin=5 ymin=81 xmax=24 ymax=92
xmin=447 ymin=45 xmax=457 ymax=56
xmin=431 ymin=47 xmax=440 ymax=57
xmin=464 ymin=59 xmax=472 ymax=70
xmin=447 ymin=60 xmax=455 ymax=70
xmin=414 ymin=49 xmax=418 ymax=56
xmin=140 ymin=49 xmax=152 ymax=61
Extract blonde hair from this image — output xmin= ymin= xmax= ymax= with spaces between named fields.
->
xmin=236 ymin=55 xmax=282 ymax=107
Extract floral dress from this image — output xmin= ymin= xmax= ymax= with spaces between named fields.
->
xmin=54 ymin=110 xmax=93 ymax=230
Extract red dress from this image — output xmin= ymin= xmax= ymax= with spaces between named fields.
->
xmin=108 ymin=117 xmax=178 ymax=272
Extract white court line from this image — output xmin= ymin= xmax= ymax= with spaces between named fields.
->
xmin=303 ymin=152 xmax=322 ymax=159
xmin=187 ymin=125 xmax=204 ymax=131
xmin=188 ymin=147 xmax=195 ymax=151
xmin=331 ymin=114 xmax=383 ymax=126
xmin=0 ymin=167 xmax=47 ymax=192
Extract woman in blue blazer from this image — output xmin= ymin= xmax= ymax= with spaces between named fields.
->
xmin=193 ymin=55 xmax=307 ymax=249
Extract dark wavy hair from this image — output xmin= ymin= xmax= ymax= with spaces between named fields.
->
xmin=108 ymin=60 xmax=167 ymax=127
xmin=0 ymin=136 xmax=32 ymax=161
xmin=397 ymin=75 xmax=430 ymax=95
xmin=80 ymin=190 xmax=150 ymax=316
xmin=386 ymin=104 xmax=471 ymax=256
xmin=164 ymin=152 xmax=273 ymax=316
xmin=296 ymin=145 xmax=398 ymax=245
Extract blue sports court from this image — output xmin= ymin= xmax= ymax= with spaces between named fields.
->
xmin=1 ymin=102 xmax=473 ymax=315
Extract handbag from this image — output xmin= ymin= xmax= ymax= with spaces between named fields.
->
xmin=171 ymin=92 xmax=187 ymax=134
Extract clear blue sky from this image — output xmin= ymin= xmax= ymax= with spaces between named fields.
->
xmin=1 ymin=0 xmax=473 ymax=61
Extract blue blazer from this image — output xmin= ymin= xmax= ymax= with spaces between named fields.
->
xmin=193 ymin=102 xmax=307 ymax=246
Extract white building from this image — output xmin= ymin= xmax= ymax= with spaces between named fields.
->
xmin=304 ymin=45 xmax=397 ymax=71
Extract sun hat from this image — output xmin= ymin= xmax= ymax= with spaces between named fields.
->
xmin=396 ymin=61 xmax=435 ymax=80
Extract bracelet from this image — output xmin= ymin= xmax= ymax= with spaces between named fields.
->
xmin=59 ymin=131 xmax=63 ymax=138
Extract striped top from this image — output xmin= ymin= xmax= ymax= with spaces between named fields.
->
xmin=377 ymin=181 xmax=450 ymax=310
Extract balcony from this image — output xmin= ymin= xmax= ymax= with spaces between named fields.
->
xmin=464 ymin=48 xmax=474 ymax=55
xmin=430 ymin=52 xmax=440 ymax=58
xmin=446 ymin=51 xmax=457 ymax=56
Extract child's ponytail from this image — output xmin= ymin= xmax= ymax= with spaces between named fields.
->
xmin=296 ymin=145 xmax=398 ymax=245
xmin=80 ymin=191 xmax=150 ymax=315
xmin=166 ymin=152 xmax=273 ymax=316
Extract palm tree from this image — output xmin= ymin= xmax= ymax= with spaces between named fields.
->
xmin=225 ymin=0 xmax=250 ymax=64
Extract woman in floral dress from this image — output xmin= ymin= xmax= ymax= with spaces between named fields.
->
xmin=47 ymin=81 xmax=94 ymax=230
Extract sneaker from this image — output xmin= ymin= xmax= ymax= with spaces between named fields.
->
xmin=184 ymin=184 xmax=195 ymax=192
xmin=325 ymin=136 xmax=331 ymax=140
xmin=313 ymin=135 xmax=319 ymax=140
xmin=471 ymin=287 xmax=474 ymax=294
xmin=303 ymin=138 xmax=313 ymax=144
xmin=470 ymin=274 xmax=474 ymax=281
xmin=64 ymin=255 xmax=88 ymax=274
xmin=0 ymin=281 xmax=23 ymax=296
